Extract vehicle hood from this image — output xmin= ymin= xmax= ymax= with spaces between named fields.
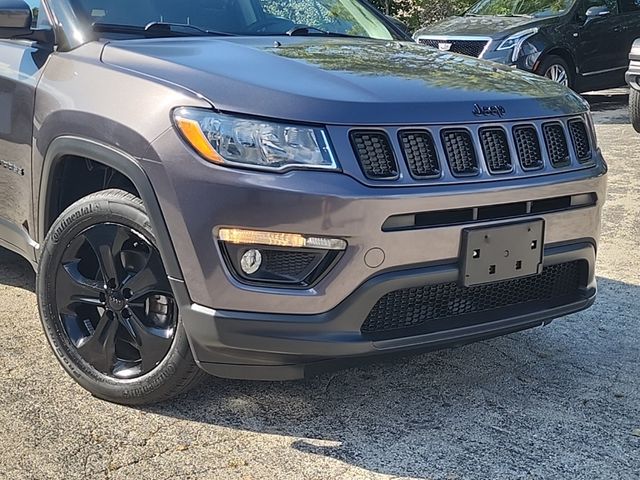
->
xmin=414 ymin=15 xmax=552 ymax=39
xmin=101 ymin=37 xmax=587 ymax=125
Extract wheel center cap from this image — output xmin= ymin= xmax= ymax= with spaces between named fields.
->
xmin=106 ymin=291 xmax=125 ymax=312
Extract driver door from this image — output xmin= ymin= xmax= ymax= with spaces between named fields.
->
xmin=573 ymin=0 xmax=627 ymax=76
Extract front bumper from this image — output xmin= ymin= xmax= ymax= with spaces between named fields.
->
xmin=178 ymin=242 xmax=596 ymax=380
xmin=145 ymin=127 xmax=606 ymax=380
xmin=627 ymin=39 xmax=640 ymax=90
xmin=626 ymin=61 xmax=640 ymax=90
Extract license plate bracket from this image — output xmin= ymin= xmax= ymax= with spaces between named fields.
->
xmin=460 ymin=220 xmax=545 ymax=287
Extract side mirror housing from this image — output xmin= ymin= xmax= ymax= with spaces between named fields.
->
xmin=585 ymin=5 xmax=611 ymax=23
xmin=0 ymin=0 xmax=33 ymax=39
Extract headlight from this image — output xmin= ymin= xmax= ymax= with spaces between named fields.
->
xmin=497 ymin=28 xmax=539 ymax=62
xmin=173 ymin=108 xmax=338 ymax=172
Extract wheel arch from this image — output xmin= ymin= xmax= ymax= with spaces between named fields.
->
xmin=539 ymin=47 xmax=578 ymax=77
xmin=38 ymin=136 xmax=183 ymax=281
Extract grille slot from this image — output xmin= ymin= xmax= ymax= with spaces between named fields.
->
xmin=513 ymin=126 xmax=544 ymax=170
xmin=568 ymin=120 xmax=592 ymax=163
xmin=417 ymin=38 xmax=489 ymax=57
xmin=361 ymin=261 xmax=584 ymax=339
xmin=479 ymin=127 xmax=512 ymax=173
xmin=543 ymin=123 xmax=571 ymax=167
xmin=398 ymin=130 xmax=441 ymax=179
xmin=350 ymin=131 xmax=398 ymax=180
xmin=441 ymin=129 xmax=479 ymax=176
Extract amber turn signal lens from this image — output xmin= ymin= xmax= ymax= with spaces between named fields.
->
xmin=174 ymin=116 xmax=224 ymax=164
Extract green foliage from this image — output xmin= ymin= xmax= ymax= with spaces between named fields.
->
xmin=368 ymin=0 xmax=476 ymax=32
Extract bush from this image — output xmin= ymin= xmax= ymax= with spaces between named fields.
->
xmin=369 ymin=0 xmax=476 ymax=33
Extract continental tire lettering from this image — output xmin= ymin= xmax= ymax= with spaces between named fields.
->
xmin=51 ymin=204 xmax=99 ymax=243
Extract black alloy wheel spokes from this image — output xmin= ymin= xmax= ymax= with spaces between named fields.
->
xmin=55 ymin=223 xmax=177 ymax=379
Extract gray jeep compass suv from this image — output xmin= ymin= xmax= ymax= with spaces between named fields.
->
xmin=0 ymin=0 xmax=607 ymax=404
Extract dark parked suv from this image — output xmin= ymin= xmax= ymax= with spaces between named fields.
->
xmin=0 ymin=0 xmax=606 ymax=404
xmin=414 ymin=0 xmax=640 ymax=92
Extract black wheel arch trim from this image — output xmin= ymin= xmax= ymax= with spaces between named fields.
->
xmin=540 ymin=47 xmax=578 ymax=75
xmin=37 ymin=136 xmax=184 ymax=283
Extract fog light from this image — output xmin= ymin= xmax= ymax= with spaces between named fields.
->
xmin=240 ymin=249 xmax=262 ymax=275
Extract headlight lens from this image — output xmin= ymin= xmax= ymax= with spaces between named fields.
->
xmin=173 ymin=108 xmax=338 ymax=172
xmin=497 ymin=28 xmax=539 ymax=62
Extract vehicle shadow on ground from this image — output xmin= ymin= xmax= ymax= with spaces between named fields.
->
xmin=0 ymin=248 xmax=35 ymax=292
xmin=584 ymin=88 xmax=630 ymax=125
xmin=146 ymin=276 xmax=638 ymax=478
xmin=2 ymin=252 xmax=638 ymax=477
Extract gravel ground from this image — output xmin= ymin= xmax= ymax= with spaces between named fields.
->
xmin=1 ymin=88 xmax=638 ymax=480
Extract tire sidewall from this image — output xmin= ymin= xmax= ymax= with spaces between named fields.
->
xmin=37 ymin=191 xmax=194 ymax=404
xmin=537 ymin=55 xmax=574 ymax=89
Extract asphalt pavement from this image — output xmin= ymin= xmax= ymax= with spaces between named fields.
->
xmin=0 ymin=88 xmax=638 ymax=480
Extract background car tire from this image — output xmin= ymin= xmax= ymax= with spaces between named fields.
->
xmin=37 ymin=189 xmax=207 ymax=405
xmin=536 ymin=55 xmax=574 ymax=89
xmin=630 ymin=89 xmax=640 ymax=134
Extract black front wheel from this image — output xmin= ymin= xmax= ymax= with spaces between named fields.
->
xmin=38 ymin=189 xmax=206 ymax=405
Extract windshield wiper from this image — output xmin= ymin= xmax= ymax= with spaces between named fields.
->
xmin=92 ymin=22 xmax=235 ymax=37
xmin=496 ymin=13 xmax=533 ymax=18
xmin=145 ymin=22 xmax=235 ymax=36
xmin=285 ymin=25 xmax=367 ymax=38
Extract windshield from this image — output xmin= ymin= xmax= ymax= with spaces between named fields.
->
xmin=68 ymin=0 xmax=398 ymax=39
xmin=467 ymin=0 xmax=574 ymax=17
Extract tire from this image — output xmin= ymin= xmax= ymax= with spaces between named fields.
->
xmin=37 ymin=189 xmax=207 ymax=405
xmin=630 ymin=88 xmax=640 ymax=134
xmin=535 ymin=55 xmax=574 ymax=89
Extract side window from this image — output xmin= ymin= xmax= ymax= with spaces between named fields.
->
xmin=620 ymin=0 xmax=640 ymax=12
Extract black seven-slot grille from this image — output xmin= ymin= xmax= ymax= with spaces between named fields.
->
xmin=349 ymin=118 xmax=592 ymax=183
xmin=361 ymin=261 xmax=584 ymax=339
xmin=417 ymin=38 xmax=489 ymax=58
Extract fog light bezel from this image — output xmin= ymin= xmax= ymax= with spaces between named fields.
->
xmin=217 ymin=228 xmax=347 ymax=289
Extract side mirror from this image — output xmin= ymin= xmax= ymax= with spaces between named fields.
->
xmin=585 ymin=5 xmax=611 ymax=23
xmin=0 ymin=0 xmax=33 ymax=39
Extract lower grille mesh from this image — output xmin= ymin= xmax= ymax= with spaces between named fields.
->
xmin=261 ymin=251 xmax=317 ymax=279
xmin=361 ymin=261 xmax=583 ymax=337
